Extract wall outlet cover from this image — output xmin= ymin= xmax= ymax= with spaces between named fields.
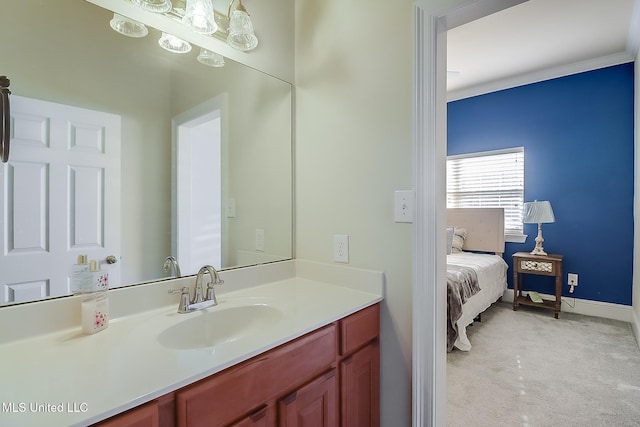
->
xmin=333 ymin=234 xmax=349 ymax=263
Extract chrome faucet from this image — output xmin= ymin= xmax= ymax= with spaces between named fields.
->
xmin=168 ymin=265 xmax=224 ymax=313
xmin=163 ymin=256 xmax=182 ymax=278
xmin=195 ymin=265 xmax=224 ymax=306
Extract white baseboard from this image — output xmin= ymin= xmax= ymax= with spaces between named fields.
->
xmin=502 ymin=289 xmax=634 ymax=323
xmin=632 ymin=309 xmax=640 ymax=350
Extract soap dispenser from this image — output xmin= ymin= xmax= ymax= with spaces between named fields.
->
xmin=81 ymin=292 xmax=109 ymax=335
xmin=80 ymin=259 xmax=110 ymax=335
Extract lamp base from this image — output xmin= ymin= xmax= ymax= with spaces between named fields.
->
xmin=530 ymin=226 xmax=547 ymax=256
xmin=529 ymin=246 xmax=548 ymax=256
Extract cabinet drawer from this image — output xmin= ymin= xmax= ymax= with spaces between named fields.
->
xmin=340 ymin=304 xmax=380 ymax=356
xmin=94 ymin=401 xmax=159 ymax=427
xmin=517 ymin=259 xmax=557 ymax=275
xmin=176 ymin=324 xmax=337 ymax=427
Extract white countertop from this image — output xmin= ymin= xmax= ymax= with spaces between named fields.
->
xmin=0 ymin=263 xmax=383 ymax=427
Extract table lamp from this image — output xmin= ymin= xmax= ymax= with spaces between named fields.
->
xmin=523 ymin=200 xmax=555 ymax=256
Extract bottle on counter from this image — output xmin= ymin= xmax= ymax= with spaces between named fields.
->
xmin=81 ymin=292 xmax=109 ymax=335
xmin=71 ymin=255 xmax=89 ymax=294
xmin=80 ymin=259 xmax=110 ymax=335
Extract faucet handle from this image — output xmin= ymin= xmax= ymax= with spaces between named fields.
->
xmin=168 ymin=287 xmax=191 ymax=313
xmin=205 ymin=279 xmax=222 ymax=304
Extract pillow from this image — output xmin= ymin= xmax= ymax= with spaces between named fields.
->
xmin=451 ymin=227 xmax=467 ymax=254
xmin=446 ymin=227 xmax=454 ymax=255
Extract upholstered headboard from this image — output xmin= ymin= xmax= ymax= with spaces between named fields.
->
xmin=447 ymin=208 xmax=505 ymax=256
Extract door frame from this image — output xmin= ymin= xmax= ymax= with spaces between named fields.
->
xmin=412 ymin=1 xmax=528 ymax=425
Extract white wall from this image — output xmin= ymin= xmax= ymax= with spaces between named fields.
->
xmin=169 ymin=58 xmax=293 ymax=268
xmin=295 ymin=1 xmax=415 ymax=424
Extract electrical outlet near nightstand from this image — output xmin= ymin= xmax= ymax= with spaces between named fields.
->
xmin=568 ymin=273 xmax=578 ymax=287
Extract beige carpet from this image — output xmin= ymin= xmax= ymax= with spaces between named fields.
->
xmin=447 ymin=302 xmax=640 ymax=427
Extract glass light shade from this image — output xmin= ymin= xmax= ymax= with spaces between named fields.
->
xmin=132 ymin=0 xmax=173 ymax=13
xmin=109 ymin=13 xmax=149 ymax=38
xmin=183 ymin=0 xmax=218 ymax=35
xmin=523 ymin=200 xmax=555 ymax=224
xmin=197 ymin=48 xmax=225 ymax=67
xmin=158 ymin=32 xmax=192 ymax=53
xmin=227 ymin=9 xmax=258 ymax=51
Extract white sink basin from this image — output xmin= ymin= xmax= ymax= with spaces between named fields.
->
xmin=157 ymin=303 xmax=284 ymax=350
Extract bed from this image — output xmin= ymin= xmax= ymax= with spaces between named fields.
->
xmin=447 ymin=208 xmax=508 ymax=351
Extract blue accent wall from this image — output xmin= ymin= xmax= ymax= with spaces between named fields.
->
xmin=447 ymin=63 xmax=634 ymax=305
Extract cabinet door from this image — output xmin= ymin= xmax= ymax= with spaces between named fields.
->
xmin=175 ymin=325 xmax=336 ymax=427
xmin=340 ymin=341 xmax=380 ymax=427
xmin=278 ymin=370 xmax=338 ymax=427
xmin=94 ymin=401 xmax=159 ymax=427
xmin=230 ymin=405 xmax=276 ymax=427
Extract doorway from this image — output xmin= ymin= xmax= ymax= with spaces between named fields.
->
xmin=172 ymin=96 xmax=227 ymax=275
xmin=412 ymin=1 xmax=528 ymax=425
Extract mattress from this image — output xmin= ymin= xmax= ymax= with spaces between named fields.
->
xmin=447 ymin=252 xmax=508 ymax=351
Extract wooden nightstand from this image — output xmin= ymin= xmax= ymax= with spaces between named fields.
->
xmin=512 ymin=252 xmax=563 ymax=319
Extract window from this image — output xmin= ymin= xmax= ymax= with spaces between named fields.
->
xmin=446 ymin=147 xmax=525 ymax=242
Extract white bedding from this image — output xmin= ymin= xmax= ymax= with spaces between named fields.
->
xmin=447 ymin=252 xmax=508 ymax=351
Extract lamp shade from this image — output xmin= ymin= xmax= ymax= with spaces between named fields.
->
xmin=158 ymin=32 xmax=192 ymax=53
xmin=197 ymin=48 xmax=225 ymax=67
xmin=227 ymin=4 xmax=258 ymax=51
xmin=183 ymin=0 xmax=218 ymax=35
xmin=132 ymin=0 xmax=173 ymax=13
xmin=523 ymin=200 xmax=555 ymax=224
xmin=110 ymin=13 xmax=149 ymax=38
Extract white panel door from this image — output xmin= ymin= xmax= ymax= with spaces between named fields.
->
xmin=0 ymin=96 xmax=121 ymax=303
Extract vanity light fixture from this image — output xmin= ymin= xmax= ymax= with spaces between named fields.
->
xmin=132 ymin=0 xmax=173 ymax=14
xmin=226 ymin=0 xmax=258 ymax=51
xmin=197 ymin=48 xmax=225 ymax=67
xmin=183 ymin=0 xmax=218 ymax=34
xmin=109 ymin=13 xmax=149 ymax=38
xmin=158 ymin=32 xmax=192 ymax=53
xmin=523 ymin=200 xmax=555 ymax=256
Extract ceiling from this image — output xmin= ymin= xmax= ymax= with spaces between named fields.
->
xmin=447 ymin=0 xmax=638 ymax=100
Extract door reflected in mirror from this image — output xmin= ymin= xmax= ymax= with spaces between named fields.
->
xmin=0 ymin=0 xmax=292 ymax=306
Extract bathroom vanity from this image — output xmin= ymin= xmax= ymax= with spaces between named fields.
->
xmin=0 ymin=260 xmax=383 ymax=427
xmin=97 ymin=304 xmax=379 ymax=427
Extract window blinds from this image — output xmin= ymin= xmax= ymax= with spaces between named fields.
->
xmin=446 ymin=147 xmax=524 ymax=235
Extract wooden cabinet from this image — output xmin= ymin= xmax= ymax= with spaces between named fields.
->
xmin=512 ymin=252 xmax=563 ymax=318
xmin=175 ymin=324 xmax=337 ymax=427
xmin=229 ymin=406 xmax=275 ymax=427
xmin=93 ymin=304 xmax=380 ymax=427
xmin=278 ymin=369 xmax=338 ymax=427
xmin=340 ymin=342 xmax=380 ymax=427
xmin=338 ymin=303 xmax=380 ymax=427
xmin=94 ymin=401 xmax=159 ymax=427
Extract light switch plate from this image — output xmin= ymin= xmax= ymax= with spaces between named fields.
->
xmin=394 ymin=190 xmax=414 ymax=223
xmin=226 ymin=198 xmax=236 ymax=218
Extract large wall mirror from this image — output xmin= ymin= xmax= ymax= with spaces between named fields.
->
xmin=0 ymin=0 xmax=293 ymax=306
